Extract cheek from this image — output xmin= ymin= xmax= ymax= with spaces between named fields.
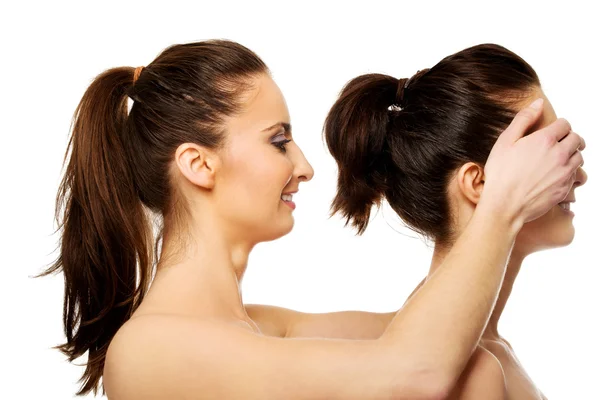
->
xmin=243 ymin=151 xmax=293 ymax=197
xmin=221 ymin=145 xmax=293 ymax=211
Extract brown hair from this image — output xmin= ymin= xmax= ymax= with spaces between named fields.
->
xmin=324 ymin=44 xmax=540 ymax=244
xmin=39 ymin=40 xmax=268 ymax=395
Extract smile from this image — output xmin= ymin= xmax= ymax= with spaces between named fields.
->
xmin=558 ymin=201 xmax=574 ymax=215
xmin=281 ymin=192 xmax=296 ymax=210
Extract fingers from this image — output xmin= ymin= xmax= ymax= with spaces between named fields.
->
xmin=566 ymin=149 xmax=584 ymax=172
xmin=542 ymin=118 xmax=572 ymax=142
xmin=500 ymin=98 xmax=545 ymax=143
xmin=579 ymin=135 xmax=586 ymax=151
xmin=552 ymin=155 xmax=581 ymax=205
xmin=557 ymin=130 xmax=585 ymax=158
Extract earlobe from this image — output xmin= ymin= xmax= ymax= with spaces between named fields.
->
xmin=175 ymin=143 xmax=217 ymax=190
xmin=457 ymin=162 xmax=485 ymax=205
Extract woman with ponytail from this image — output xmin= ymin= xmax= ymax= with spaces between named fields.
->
xmin=44 ymin=40 xmax=583 ymax=399
xmin=325 ymin=43 xmax=588 ymax=399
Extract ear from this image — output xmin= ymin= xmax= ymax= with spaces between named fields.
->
xmin=174 ymin=143 xmax=220 ymax=190
xmin=456 ymin=162 xmax=485 ymax=205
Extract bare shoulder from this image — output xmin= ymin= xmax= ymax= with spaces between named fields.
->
xmin=480 ymin=337 xmax=514 ymax=363
xmin=448 ymin=346 xmax=507 ymax=400
xmin=470 ymin=346 xmax=507 ymax=395
xmin=103 ymin=314 xmax=254 ymax=399
xmin=481 ymin=338 xmax=546 ymax=399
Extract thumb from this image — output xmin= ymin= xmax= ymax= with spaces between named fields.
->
xmin=498 ymin=98 xmax=545 ymax=144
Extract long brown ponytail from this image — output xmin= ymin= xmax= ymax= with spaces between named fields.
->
xmin=39 ymin=40 xmax=268 ymax=395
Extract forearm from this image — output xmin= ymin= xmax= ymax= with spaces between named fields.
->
xmin=379 ymin=203 xmax=521 ymax=390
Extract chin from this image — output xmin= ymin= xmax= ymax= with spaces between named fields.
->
xmin=277 ymin=218 xmax=295 ymax=238
xmin=551 ymin=222 xmax=576 ymax=247
xmin=260 ymin=217 xmax=295 ymax=243
xmin=516 ymin=227 xmax=576 ymax=255
xmin=555 ymin=229 xmax=576 ymax=247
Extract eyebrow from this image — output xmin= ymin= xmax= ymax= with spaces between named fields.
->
xmin=261 ymin=122 xmax=291 ymax=133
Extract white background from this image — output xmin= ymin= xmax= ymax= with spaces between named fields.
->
xmin=2 ymin=1 xmax=599 ymax=398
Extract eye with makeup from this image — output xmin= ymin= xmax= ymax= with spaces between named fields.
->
xmin=271 ymin=132 xmax=292 ymax=153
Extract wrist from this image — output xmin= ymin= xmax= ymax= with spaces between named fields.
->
xmin=475 ymin=195 xmax=524 ymax=238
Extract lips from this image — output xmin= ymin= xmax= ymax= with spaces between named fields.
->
xmin=559 ymin=202 xmax=571 ymax=211
xmin=558 ymin=200 xmax=575 ymax=214
xmin=281 ymin=191 xmax=297 ymax=210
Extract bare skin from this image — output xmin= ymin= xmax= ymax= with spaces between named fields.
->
xmin=280 ymin=89 xmax=586 ymax=399
xmin=447 ymin=90 xmax=586 ymax=400
xmin=103 ymin=75 xmax=584 ymax=400
xmin=479 ymin=256 xmax=546 ymax=400
xmin=376 ymin=91 xmax=587 ymax=400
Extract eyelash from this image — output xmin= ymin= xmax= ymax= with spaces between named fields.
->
xmin=272 ymin=137 xmax=292 ymax=153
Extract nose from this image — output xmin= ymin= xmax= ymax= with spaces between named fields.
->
xmin=291 ymin=143 xmax=314 ymax=183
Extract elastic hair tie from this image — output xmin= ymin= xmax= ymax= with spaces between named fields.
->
xmin=393 ymin=68 xmax=431 ymax=109
xmin=133 ymin=66 xmax=145 ymax=84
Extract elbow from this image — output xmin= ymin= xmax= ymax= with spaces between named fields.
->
xmin=389 ymin=346 xmax=507 ymax=400
xmin=389 ymin=370 xmax=453 ymax=400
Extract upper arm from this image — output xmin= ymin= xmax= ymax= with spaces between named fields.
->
xmin=245 ymin=304 xmax=395 ymax=340
xmin=104 ymin=315 xmax=406 ymax=400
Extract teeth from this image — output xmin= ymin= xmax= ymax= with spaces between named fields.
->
xmin=559 ymin=203 xmax=570 ymax=211
xmin=281 ymin=194 xmax=293 ymax=202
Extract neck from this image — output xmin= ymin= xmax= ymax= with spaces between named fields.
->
xmin=481 ymin=250 xmax=525 ymax=339
xmin=146 ymin=211 xmax=255 ymax=322
xmin=427 ymin=245 xmax=527 ymax=341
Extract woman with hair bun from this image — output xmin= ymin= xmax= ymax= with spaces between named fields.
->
xmin=45 ymin=40 xmax=583 ymax=399
xmin=325 ymin=43 xmax=587 ymax=399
